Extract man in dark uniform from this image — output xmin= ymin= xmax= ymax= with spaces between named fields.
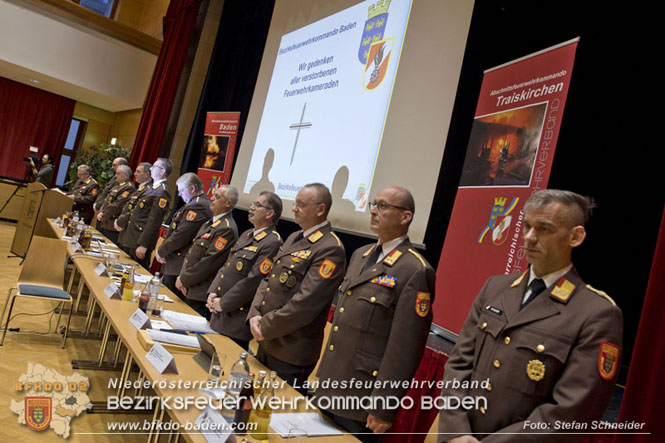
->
xmin=94 ymin=157 xmax=128 ymax=214
xmin=175 ymin=184 xmax=239 ymax=318
xmin=206 ymin=191 xmax=283 ymax=350
xmin=316 ymin=186 xmax=435 ymax=441
xmin=115 ymin=158 xmax=171 ymax=269
xmin=66 ymin=164 xmax=100 ymax=224
xmin=115 ymin=162 xmax=151 ymax=245
xmin=248 ymin=183 xmax=346 ymax=393
xmin=438 ymin=189 xmax=623 ymax=443
xmin=155 ymin=173 xmax=212 ymax=300
xmin=96 ymin=165 xmax=135 ymax=244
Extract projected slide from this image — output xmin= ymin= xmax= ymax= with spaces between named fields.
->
xmin=243 ymin=0 xmax=412 ymax=211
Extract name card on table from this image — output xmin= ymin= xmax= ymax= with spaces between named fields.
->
xmin=129 ymin=309 xmax=152 ymax=330
xmin=194 ymin=405 xmax=233 ymax=442
xmin=146 ymin=342 xmax=178 ymax=374
xmin=71 ymin=242 xmax=81 ymax=252
xmin=104 ymin=282 xmax=120 ymax=299
xmin=94 ymin=263 xmax=108 ymax=277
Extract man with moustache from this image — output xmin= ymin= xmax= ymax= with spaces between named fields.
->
xmin=248 ymin=183 xmax=345 ymax=393
xmin=155 ymin=173 xmax=212 ymax=300
xmin=66 ymin=164 xmax=100 ymax=224
xmin=115 ymin=158 xmax=171 ymax=268
xmin=206 ymin=191 xmax=283 ymax=350
xmin=94 ymin=157 xmax=128 ymax=213
xmin=176 ymin=185 xmax=239 ymax=317
xmin=438 ymin=190 xmax=623 ymax=442
xmin=316 ymin=186 xmax=435 ymax=441
xmin=96 ymin=164 xmax=135 ymax=244
xmin=115 ymin=162 xmax=152 ymax=246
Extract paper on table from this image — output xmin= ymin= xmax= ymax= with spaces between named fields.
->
xmin=149 ymin=320 xmax=173 ymax=330
xmin=146 ymin=329 xmax=200 ymax=349
xmin=158 ymin=294 xmax=174 ymax=303
xmin=134 ymin=274 xmax=152 ymax=284
xmin=162 ymin=310 xmax=218 ymax=334
xmin=87 ymin=251 xmax=104 ymax=258
xmin=269 ymin=412 xmax=344 ymax=437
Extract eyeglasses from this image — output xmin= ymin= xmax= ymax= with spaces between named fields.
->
xmin=368 ymin=200 xmax=410 ymax=213
xmin=292 ymin=201 xmax=323 ymax=210
xmin=250 ymin=201 xmax=271 ymax=210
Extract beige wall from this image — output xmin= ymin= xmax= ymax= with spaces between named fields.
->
xmin=115 ymin=0 xmax=170 ymax=40
xmin=111 ymin=108 xmax=144 ymax=152
xmin=74 ymin=102 xmax=114 ymax=151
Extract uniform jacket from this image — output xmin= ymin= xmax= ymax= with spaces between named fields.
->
xmin=179 ymin=212 xmax=238 ymax=302
xmin=69 ymin=177 xmax=100 ymax=223
xmin=117 ymin=180 xmax=152 ymax=246
xmin=99 ymin=180 xmax=135 ymax=231
xmin=315 ymin=239 xmax=435 ymax=423
xmin=248 ymin=222 xmax=346 ymax=366
xmin=158 ymin=193 xmax=212 ymax=276
xmin=438 ymin=268 xmax=623 ymax=442
xmin=209 ymin=227 xmax=283 ymax=341
xmin=94 ymin=175 xmax=117 ymax=211
xmin=118 ymin=180 xmax=171 ymax=250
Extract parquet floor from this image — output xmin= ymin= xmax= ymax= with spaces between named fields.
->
xmin=0 ymin=221 xmax=147 ymax=442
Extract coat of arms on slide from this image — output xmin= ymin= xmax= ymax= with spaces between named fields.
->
xmin=358 ymin=0 xmax=391 ymax=65
xmin=363 ymin=38 xmax=394 ymax=90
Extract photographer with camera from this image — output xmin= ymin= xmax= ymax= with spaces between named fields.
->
xmin=28 ymin=153 xmax=54 ymax=187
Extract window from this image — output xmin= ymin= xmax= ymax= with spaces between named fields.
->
xmin=73 ymin=0 xmax=117 ymax=19
xmin=55 ymin=119 xmax=86 ymax=187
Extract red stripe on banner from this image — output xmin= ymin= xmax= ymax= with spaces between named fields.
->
xmin=434 ymin=40 xmax=579 ymax=333
xmin=197 ymin=112 xmax=241 ymax=196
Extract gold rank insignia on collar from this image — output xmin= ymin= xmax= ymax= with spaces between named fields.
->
xmin=549 ymin=277 xmax=576 ymax=302
xmin=307 ymin=230 xmax=324 ymax=243
xmin=152 ymin=182 xmax=161 ymax=189
xmin=363 ymin=244 xmax=377 ymax=257
xmin=254 ymin=231 xmax=268 ymax=241
xmin=511 ymin=271 xmax=527 ymax=287
xmin=211 ymin=219 xmax=222 ymax=228
xmin=382 ymin=249 xmax=402 ymax=266
xmin=85 ymin=179 xmax=90 ymax=184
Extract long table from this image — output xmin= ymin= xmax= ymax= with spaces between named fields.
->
xmin=48 ymin=219 xmax=358 ymax=442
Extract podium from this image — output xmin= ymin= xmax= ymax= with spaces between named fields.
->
xmin=10 ymin=183 xmax=73 ymax=257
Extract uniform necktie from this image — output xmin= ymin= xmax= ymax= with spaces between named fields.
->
xmin=292 ymin=231 xmax=304 ymax=244
xmin=521 ymin=278 xmax=546 ymax=309
xmin=362 ymin=245 xmax=382 ymax=274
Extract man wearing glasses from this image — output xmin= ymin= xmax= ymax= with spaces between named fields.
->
xmin=115 ymin=158 xmax=172 ymax=269
xmin=248 ymin=183 xmax=346 ymax=393
xmin=176 ymin=185 xmax=239 ymax=317
xmin=206 ymin=191 xmax=283 ymax=350
xmin=315 ymin=185 xmax=436 ymax=441
xmin=155 ymin=173 xmax=212 ymax=300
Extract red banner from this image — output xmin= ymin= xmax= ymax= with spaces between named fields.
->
xmin=434 ymin=39 xmax=579 ymax=334
xmin=197 ymin=112 xmax=240 ymax=197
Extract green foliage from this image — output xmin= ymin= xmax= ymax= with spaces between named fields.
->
xmin=69 ymin=144 xmax=130 ymax=187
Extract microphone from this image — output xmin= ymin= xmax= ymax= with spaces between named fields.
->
xmin=62 ymin=180 xmax=75 ymax=187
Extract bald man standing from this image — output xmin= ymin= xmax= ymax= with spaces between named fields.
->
xmin=315 ymin=186 xmax=436 ymax=442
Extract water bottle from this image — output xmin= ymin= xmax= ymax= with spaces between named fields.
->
xmin=222 ymin=352 xmax=250 ymax=422
xmin=147 ymin=272 xmax=161 ymax=315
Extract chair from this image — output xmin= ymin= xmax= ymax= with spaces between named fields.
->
xmin=0 ymin=236 xmax=73 ymax=348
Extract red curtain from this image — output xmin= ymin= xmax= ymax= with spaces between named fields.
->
xmin=129 ymin=0 xmax=203 ymax=169
xmin=384 ymin=348 xmax=448 ymax=443
xmin=0 ymin=77 xmax=75 ymax=185
xmin=613 ymin=207 xmax=665 ymax=442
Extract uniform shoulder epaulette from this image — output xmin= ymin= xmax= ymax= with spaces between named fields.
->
xmin=586 ymin=284 xmax=616 ymax=306
xmin=271 ymin=230 xmax=282 ymax=241
xmin=329 ymin=231 xmax=342 ymax=247
xmin=224 ymin=218 xmax=230 ymax=227
xmin=407 ymin=248 xmax=428 ymax=268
